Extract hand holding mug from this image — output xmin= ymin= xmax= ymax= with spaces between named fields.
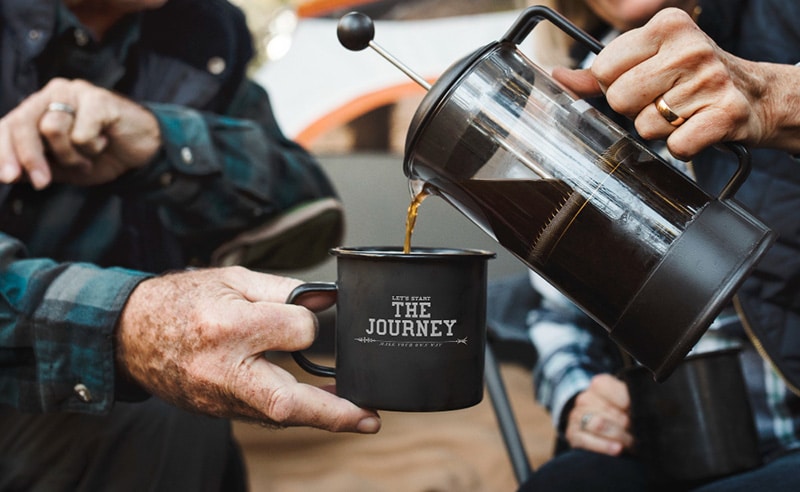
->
xmin=116 ymin=266 xmax=381 ymax=434
xmin=566 ymin=374 xmax=633 ymax=456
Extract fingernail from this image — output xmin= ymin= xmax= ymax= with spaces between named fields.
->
xmin=357 ymin=416 xmax=381 ymax=434
xmin=608 ymin=442 xmax=623 ymax=455
xmin=0 ymin=164 xmax=17 ymax=182
xmin=29 ymin=169 xmax=50 ymax=189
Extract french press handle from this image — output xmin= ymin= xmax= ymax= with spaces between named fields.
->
xmin=500 ymin=5 xmax=751 ymax=200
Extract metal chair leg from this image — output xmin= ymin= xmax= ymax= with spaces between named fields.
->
xmin=485 ymin=339 xmax=533 ymax=485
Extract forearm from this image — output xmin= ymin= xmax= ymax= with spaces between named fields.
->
xmin=530 ymin=317 xmax=596 ymax=425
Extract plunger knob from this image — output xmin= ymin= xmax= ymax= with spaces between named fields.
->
xmin=337 ymin=12 xmax=374 ymax=51
xmin=336 ymin=11 xmax=431 ymax=90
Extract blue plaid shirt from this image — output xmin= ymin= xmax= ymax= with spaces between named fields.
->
xmin=0 ymin=234 xmax=150 ymax=414
xmin=0 ymin=0 xmax=338 ymax=415
xmin=528 ymin=272 xmax=800 ymax=462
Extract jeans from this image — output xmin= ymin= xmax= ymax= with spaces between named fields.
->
xmin=518 ymin=448 xmax=800 ymax=492
xmin=0 ymin=397 xmax=246 ymax=492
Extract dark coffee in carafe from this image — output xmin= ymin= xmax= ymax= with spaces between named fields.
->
xmin=447 ymin=138 xmax=710 ymax=330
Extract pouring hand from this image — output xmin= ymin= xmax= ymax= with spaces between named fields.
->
xmin=565 ymin=374 xmax=633 ymax=456
xmin=0 ymin=78 xmax=161 ymax=189
xmin=116 ymin=266 xmax=381 ymax=434
xmin=552 ymin=8 xmax=800 ymax=160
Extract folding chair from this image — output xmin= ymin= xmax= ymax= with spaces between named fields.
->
xmin=484 ymin=272 xmax=543 ymax=486
xmin=486 ymin=340 xmax=533 ymax=485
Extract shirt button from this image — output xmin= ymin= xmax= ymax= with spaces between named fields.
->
xmin=159 ymin=172 xmax=174 ymax=187
xmin=180 ymin=147 xmax=193 ymax=164
xmin=74 ymin=29 xmax=90 ymax=46
xmin=28 ymin=30 xmax=41 ymax=41
xmin=207 ymin=57 xmax=226 ymax=75
xmin=74 ymin=383 xmax=92 ymax=403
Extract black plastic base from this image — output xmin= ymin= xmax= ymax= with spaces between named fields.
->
xmin=610 ymin=200 xmax=776 ymax=381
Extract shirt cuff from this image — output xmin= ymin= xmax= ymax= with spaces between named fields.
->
xmin=112 ymin=103 xmax=221 ymax=200
xmin=549 ymin=368 xmax=592 ymax=429
xmin=36 ymin=264 xmax=151 ymax=415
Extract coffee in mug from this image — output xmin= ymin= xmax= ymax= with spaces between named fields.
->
xmin=288 ymin=246 xmax=495 ymax=411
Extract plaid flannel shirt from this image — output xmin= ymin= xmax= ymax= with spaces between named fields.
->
xmin=0 ymin=0 xmax=338 ymax=415
xmin=0 ymin=234 xmax=150 ymax=414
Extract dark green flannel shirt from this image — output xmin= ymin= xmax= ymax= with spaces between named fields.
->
xmin=0 ymin=0 xmax=340 ymax=414
xmin=0 ymin=234 xmax=150 ymax=414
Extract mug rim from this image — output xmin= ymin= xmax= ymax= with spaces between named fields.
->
xmin=619 ymin=346 xmax=742 ymax=378
xmin=331 ymin=245 xmax=496 ymax=259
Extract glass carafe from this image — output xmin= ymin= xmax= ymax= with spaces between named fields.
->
xmin=404 ymin=6 xmax=775 ymax=380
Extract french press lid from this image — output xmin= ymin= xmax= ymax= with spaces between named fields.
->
xmin=399 ymin=6 xmax=605 ymax=180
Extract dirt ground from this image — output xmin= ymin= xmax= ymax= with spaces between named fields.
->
xmin=233 ymin=354 xmax=555 ymax=492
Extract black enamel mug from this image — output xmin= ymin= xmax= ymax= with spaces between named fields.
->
xmin=287 ymin=246 xmax=495 ymax=412
xmin=622 ymin=349 xmax=762 ymax=484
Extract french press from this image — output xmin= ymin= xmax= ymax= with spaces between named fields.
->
xmin=337 ymin=6 xmax=775 ymax=381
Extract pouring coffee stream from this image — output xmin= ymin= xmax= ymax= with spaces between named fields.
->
xmin=336 ymin=11 xmax=559 ymax=255
xmin=337 ymin=7 xmax=776 ymax=381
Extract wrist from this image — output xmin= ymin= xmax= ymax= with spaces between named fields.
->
xmin=558 ymin=394 xmax=579 ymax=434
xmin=754 ymin=61 xmax=800 ymax=154
xmin=117 ymin=100 xmax=163 ymax=170
xmin=114 ymin=276 xmax=159 ymax=394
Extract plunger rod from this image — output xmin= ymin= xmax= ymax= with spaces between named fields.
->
xmin=336 ymin=11 xmax=553 ymax=181
xmin=369 ymin=41 xmax=431 ymax=90
xmin=337 ymin=12 xmax=431 ymax=91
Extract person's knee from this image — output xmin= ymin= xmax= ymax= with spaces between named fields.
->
xmin=518 ymin=449 xmax=648 ymax=492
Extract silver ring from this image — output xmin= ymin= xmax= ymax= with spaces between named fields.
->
xmin=655 ymin=96 xmax=685 ymax=126
xmin=46 ymin=102 xmax=76 ymax=116
xmin=580 ymin=413 xmax=593 ymax=431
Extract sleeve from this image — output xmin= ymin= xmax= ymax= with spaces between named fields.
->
xmin=527 ymin=272 xmax=623 ymax=429
xmin=111 ymin=80 xmax=343 ymax=270
xmin=0 ymin=233 xmax=151 ymax=415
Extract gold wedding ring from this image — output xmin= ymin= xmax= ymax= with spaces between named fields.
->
xmin=655 ymin=96 xmax=685 ymax=126
xmin=46 ymin=102 xmax=76 ymax=116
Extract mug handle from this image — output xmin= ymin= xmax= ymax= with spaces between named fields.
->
xmin=286 ymin=282 xmax=338 ymax=378
xmin=500 ymin=5 xmax=753 ymax=201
